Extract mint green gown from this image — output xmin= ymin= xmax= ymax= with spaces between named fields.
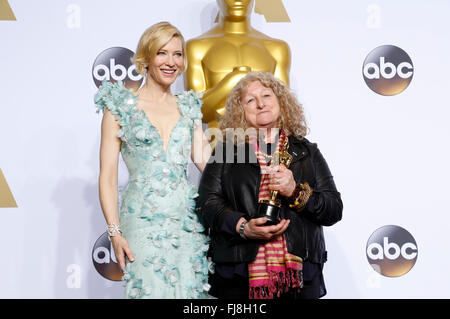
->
xmin=95 ymin=81 xmax=211 ymax=299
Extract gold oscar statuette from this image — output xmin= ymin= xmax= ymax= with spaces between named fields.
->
xmin=257 ymin=138 xmax=292 ymax=225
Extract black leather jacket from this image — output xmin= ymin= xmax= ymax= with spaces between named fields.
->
xmin=196 ymin=136 xmax=343 ymax=265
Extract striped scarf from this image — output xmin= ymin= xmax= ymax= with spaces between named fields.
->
xmin=248 ymin=130 xmax=303 ymax=299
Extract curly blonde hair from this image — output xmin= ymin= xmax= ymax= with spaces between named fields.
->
xmin=219 ymin=71 xmax=308 ymax=143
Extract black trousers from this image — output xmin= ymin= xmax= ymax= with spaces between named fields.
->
xmin=208 ymin=267 xmax=324 ymax=299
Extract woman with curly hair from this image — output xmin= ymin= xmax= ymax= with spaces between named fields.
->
xmin=197 ymin=71 xmax=343 ymax=299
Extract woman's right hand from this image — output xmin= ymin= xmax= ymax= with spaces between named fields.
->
xmin=240 ymin=217 xmax=290 ymax=241
xmin=110 ymin=235 xmax=135 ymax=269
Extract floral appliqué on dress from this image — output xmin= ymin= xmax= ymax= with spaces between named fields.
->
xmin=95 ymin=80 xmax=212 ymax=299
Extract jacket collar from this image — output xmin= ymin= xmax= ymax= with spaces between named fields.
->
xmin=287 ymin=135 xmax=309 ymax=164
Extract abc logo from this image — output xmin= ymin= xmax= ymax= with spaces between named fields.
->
xmin=363 ymin=45 xmax=413 ymax=96
xmin=92 ymin=47 xmax=143 ymax=90
xmin=366 ymin=225 xmax=418 ymax=277
xmin=92 ymin=231 xmax=123 ymax=281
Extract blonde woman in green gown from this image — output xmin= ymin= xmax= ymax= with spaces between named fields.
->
xmin=95 ymin=22 xmax=212 ymax=299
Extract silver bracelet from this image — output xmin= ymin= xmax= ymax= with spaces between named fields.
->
xmin=239 ymin=220 xmax=247 ymax=239
xmin=107 ymin=223 xmax=122 ymax=241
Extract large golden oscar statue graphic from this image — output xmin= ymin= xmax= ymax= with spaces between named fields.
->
xmin=185 ymin=0 xmax=291 ymax=129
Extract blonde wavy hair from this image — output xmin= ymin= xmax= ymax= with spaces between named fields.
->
xmin=219 ymin=71 xmax=308 ymax=143
xmin=131 ymin=21 xmax=187 ymax=76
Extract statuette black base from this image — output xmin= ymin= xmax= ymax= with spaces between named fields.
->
xmin=257 ymin=202 xmax=280 ymax=225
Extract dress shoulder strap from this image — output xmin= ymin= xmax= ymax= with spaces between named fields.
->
xmin=175 ymin=90 xmax=203 ymax=127
xmin=94 ymin=80 xmax=138 ymax=126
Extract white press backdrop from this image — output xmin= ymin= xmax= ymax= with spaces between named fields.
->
xmin=1 ymin=0 xmax=449 ymax=298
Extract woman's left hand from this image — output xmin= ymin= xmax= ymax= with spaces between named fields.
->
xmin=267 ymin=165 xmax=296 ymax=197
